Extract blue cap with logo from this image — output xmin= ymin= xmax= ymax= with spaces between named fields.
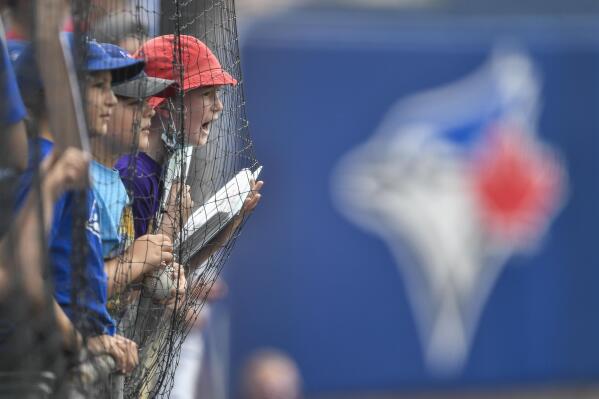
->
xmin=64 ymin=33 xmax=145 ymax=84
xmin=12 ymin=34 xmax=145 ymax=100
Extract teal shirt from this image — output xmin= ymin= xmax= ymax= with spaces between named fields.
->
xmin=91 ymin=160 xmax=129 ymax=258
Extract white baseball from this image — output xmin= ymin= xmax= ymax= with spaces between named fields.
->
xmin=143 ymin=268 xmax=175 ymax=301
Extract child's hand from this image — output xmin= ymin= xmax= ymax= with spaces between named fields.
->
xmin=243 ymin=179 xmax=263 ymax=215
xmin=42 ymin=147 xmax=90 ymax=201
xmin=86 ymin=334 xmax=139 ymax=375
xmin=231 ymin=179 xmax=263 ymax=230
xmin=185 ymin=180 xmax=264 ymax=270
xmin=128 ymin=234 xmax=173 ymax=274
xmin=165 ymin=183 xmax=194 ymax=226
xmin=164 ymin=262 xmax=186 ymax=310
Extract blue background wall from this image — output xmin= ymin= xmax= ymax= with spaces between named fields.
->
xmin=225 ymin=8 xmax=599 ymax=395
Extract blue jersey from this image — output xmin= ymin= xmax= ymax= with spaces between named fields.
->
xmin=50 ymin=188 xmax=116 ymax=336
xmin=90 ymin=160 xmax=129 ymax=259
xmin=17 ymin=139 xmax=115 ymax=336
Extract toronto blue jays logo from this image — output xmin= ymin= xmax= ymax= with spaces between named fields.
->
xmin=332 ymin=49 xmax=567 ymax=374
xmin=87 ymin=199 xmax=102 ymax=239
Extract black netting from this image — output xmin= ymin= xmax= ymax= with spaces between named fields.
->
xmin=0 ymin=0 xmax=257 ymax=397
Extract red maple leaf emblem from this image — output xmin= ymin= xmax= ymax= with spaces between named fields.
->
xmin=471 ymin=124 xmax=565 ymax=246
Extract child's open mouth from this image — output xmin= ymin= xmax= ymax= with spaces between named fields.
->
xmin=201 ymin=121 xmax=211 ymax=134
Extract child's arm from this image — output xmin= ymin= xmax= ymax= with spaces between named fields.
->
xmin=0 ymin=121 xmax=28 ymax=172
xmin=54 ymin=301 xmax=139 ymax=374
xmin=156 ymin=183 xmax=193 ymax=241
xmin=53 ymin=301 xmax=138 ymax=374
xmin=105 ymin=233 xmax=174 ymax=297
xmin=0 ymin=148 xmax=89 ymax=305
xmin=86 ymin=334 xmax=139 ymax=375
xmin=187 ymin=180 xmax=263 ymax=271
xmin=53 ymin=300 xmax=83 ymax=350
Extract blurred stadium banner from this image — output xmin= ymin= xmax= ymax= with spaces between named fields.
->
xmin=226 ymin=5 xmax=599 ymax=398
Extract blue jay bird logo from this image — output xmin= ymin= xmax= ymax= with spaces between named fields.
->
xmin=87 ymin=199 xmax=102 ymax=239
xmin=332 ymin=48 xmax=566 ymax=374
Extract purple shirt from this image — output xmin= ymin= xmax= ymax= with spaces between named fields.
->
xmin=116 ymin=152 xmax=163 ymax=238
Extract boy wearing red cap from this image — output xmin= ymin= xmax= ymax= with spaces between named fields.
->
xmin=116 ymin=35 xmax=262 ymax=261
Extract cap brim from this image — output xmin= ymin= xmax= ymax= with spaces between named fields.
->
xmin=148 ymin=69 xmax=237 ymax=108
xmin=185 ymin=69 xmax=237 ymax=91
xmin=113 ymin=75 xmax=177 ymax=99
xmin=87 ymin=58 xmax=145 ymax=85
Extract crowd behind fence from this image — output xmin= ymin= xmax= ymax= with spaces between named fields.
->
xmin=0 ymin=0 xmax=261 ymax=397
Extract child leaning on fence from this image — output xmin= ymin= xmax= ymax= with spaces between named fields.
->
xmin=0 ymin=31 xmax=90 ymax=375
xmin=11 ymin=37 xmax=150 ymax=375
xmin=116 ymin=34 xmax=263 ymax=268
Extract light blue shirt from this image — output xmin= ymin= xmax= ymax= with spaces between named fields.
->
xmin=91 ymin=160 xmax=129 ymax=258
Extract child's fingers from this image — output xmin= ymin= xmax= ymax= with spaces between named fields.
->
xmin=43 ymin=148 xmax=91 ymax=195
xmin=109 ymin=340 xmax=126 ymax=373
xmin=183 ymin=186 xmax=194 ymax=213
xmin=122 ymin=338 xmax=138 ymax=373
xmin=170 ymin=262 xmax=183 ymax=281
xmin=250 ymin=193 xmax=262 ymax=206
xmin=249 ymin=180 xmax=264 ymax=195
xmin=170 ymin=263 xmax=186 ymax=298
xmin=129 ymin=342 xmax=139 ymax=369
xmin=252 ymin=180 xmax=264 ymax=192
xmin=149 ymin=234 xmax=173 ymax=251
xmin=161 ymin=241 xmax=174 ymax=253
xmin=246 ymin=181 xmax=263 ymax=202
xmin=161 ymin=251 xmax=174 ymax=265
xmin=169 ymin=182 xmax=181 ymax=195
xmin=114 ymin=336 xmax=137 ymax=374
xmin=151 ymin=233 xmax=172 ymax=245
xmin=61 ymin=149 xmax=90 ymax=188
xmin=184 ymin=191 xmax=194 ymax=207
xmin=242 ymin=191 xmax=262 ymax=213
xmin=168 ymin=183 xmax=189 ymax=203
xmin=176 ymin=274 xmax=186 ymax=295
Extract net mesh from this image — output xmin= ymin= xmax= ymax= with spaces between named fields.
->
xmin=0 ymin=0 xmax=256 ymax=397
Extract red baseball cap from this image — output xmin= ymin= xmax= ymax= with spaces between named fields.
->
xmin=134 ymin=34 xmax=237 ymax=108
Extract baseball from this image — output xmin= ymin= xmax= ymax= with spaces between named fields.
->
xmin=143 ymin=267 xmax=175 ymax=302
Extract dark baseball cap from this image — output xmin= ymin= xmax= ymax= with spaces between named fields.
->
xmin=12 ymin=35 xmax=146 ymax=97
xmin=64 ymin=33 xmax=144 ymax=84
xmin=101 ymin=43 xmax=176 ymax=99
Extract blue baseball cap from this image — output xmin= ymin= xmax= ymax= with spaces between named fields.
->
xmin=12 ymin=35 xmax=145 ymax=98
xmin=64 ymin=33 xmax=145 ymax=84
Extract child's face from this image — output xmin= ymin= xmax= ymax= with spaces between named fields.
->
xmin=182 ymin=85 xmax=224 ymax=147
xmin=107 ymin=97 xmax=155 ymax=153
xmin=86 ymin=71 xmax=118 ymax=136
